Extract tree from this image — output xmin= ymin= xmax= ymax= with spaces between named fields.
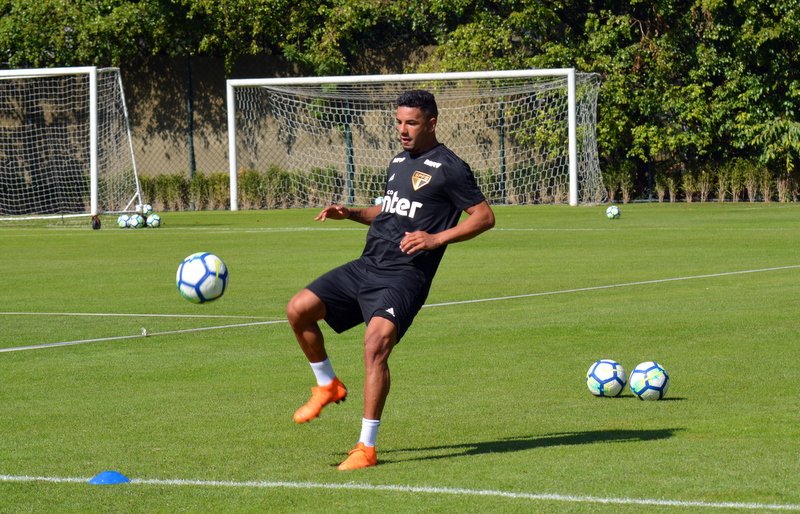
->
xmin=0 ymin=0 xmax=172 ymax=67
xmin=2 ymin=0 xmax=798 ymax=194
xmin=696 ymin=0 xmax=800 ymax=176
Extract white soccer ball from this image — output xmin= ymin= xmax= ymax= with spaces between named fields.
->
xmin=117 ymin=214 xmax=130 ymax=228
xmin=629 ymin=361 xmax=670 ymax=400
xmin=141 ymin=204 xmax=154 ymax=217
xmin=176 ymin=252 xmax=228 ymax=304
xmin=606 ymin=205 xmax=621 ymax=219
xmin=127 ymin=213 xmax=145 ymax=229
xmin=586 ymin=359 xmax=627 ymax=397
xmin=146 ymin=213 xmax=162 ymax=228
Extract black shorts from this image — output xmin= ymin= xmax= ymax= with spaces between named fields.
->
xmin=306 ymin=258 xmax=432 ymax=341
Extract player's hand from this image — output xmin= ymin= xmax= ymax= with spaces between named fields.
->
xmin=400 ymin=231 xmax=441 ymax=255
xmin=315 ymin=204 xmax=349 ymax=221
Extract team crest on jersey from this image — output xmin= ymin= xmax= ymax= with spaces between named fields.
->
xmin=411 ymin=171 xmax=432 ymax=191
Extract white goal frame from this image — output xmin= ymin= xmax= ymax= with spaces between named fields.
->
xmin=227 ymin=68 xmax=601 ymax=209
xmin=0 ymin=66 xmax=142 ymax=220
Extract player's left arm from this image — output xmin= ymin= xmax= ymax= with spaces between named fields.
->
xmin=315 ymin=204 xmax=381 ymax=226
xmin=400 ymin=200 xmax=495 ymax=255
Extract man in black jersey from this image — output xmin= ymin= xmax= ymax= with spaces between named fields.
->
xmin=286 ymin=90 xmax=495 ymax=470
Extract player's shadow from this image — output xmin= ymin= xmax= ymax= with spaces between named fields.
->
xmin=381 ymin=428 xmax=682 ymax=465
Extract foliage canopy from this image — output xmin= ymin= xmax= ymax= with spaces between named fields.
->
xmin=1 ymin=0 xmax=798 ymax=192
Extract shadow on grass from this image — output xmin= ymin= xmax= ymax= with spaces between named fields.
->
xmin=616 ymin=394 xmax=688 ymax=401
xmin=382 ymin=428 xmax=682 ymax=465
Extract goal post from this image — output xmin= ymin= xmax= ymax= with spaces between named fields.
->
xmin=0 ymin=66 xmax=142 ymax=221
xmin=226 ymin=69 xmax=604 ymax=210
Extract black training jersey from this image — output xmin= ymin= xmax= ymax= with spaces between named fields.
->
xmin=361 ymin=143 xmax=486 ymax=280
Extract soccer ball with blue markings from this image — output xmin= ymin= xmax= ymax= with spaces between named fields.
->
xmin=127 ymin=214 xmax=145 ymax=228
xmin=176 ymin=252 xmax=228 ymax=304
xmin=586 ymin=359 xmax=627 ymax=397
xmin=146 ymin=213 xmax=162 ymax=228
xmin=629 ymin=361 xmax=670 ymax=400
xmin=605 ymin=205 xmax=621 ymax=219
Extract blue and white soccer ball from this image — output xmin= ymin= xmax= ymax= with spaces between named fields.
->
xmin=606 ymin=205 xmax=621 ymax=219
xmin=127 ymin=214 xmax=145 ymax=229
xmin=117 ymin=214 xmax=130 ymax=228
xmin=586 ymin=359 xmax=627 ymax=397
xmin=629 ymin=361 xmax=670 ymax=400
xmin=136 ymin=203 xmax=154 ymax=217
xmin=176 ymin=252 xmax=229 ymax=304
xmin=146 ymin=213 xmax=162 ymax=228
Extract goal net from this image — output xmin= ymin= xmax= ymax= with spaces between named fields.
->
xmin=0 ymin=66 xmax=141 ymax=221
xmin=227 ymin=69 xmax=604 ymax=209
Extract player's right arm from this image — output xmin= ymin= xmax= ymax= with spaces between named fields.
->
xmin=315 ymin=204 xmax=381 ymax=226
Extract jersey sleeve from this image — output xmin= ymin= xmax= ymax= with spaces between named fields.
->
xmin=445 ymin=159 xmax=486 ymax=211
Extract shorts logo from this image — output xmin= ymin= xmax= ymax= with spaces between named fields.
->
xmin=385 ymin=307 xmax=396 ymax=317
xmin=412 ymin=171 xmax=432 ymax=191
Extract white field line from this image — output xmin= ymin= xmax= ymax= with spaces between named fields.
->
xmin=423 ymin=264 xmax=800 ymax=308
xmin=2 ymin=265 xmax=797 ymax=354
xmin=0 ymin=312 xmax=268 ymax=319
xmin=0 ymin=320 xmax=288 ymax=353
xmin=0 ymin=474 xmax=798 ymax=511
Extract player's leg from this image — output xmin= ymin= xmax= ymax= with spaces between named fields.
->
xmin=362 ymin=316 xmax=398 ymax=420
xmin=286 ymin=288 xmax=328 ymax=362
xmin=286 ymin=288 xmax=347 ymax=423
xmin=337 ymin=316 xmax=396 ymax=470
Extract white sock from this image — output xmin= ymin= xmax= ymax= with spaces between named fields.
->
xmin=309 ymin=359 xmax=336 ymax=386
xmin=359 ymin=418 xmax=380 ymax=447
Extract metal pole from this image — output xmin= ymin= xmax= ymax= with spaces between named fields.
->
xmin=186 ymin=55 xmax=197 ymax=209
xmin=567 ymin=68 xmax=578 ymax=206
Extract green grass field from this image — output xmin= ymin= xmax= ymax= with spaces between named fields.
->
xmin=1 ymin=204 xmax=799 ymax=513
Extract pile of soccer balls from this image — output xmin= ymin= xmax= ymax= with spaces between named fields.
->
xmin=586 ymin=359 xmax=670 ymax=400
xmin=117 ymin=204 xmax=162 ymax=229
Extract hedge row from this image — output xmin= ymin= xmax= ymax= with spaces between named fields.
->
xmin=603 ymin=159 xmax=800 ymax=203
xmin=138 ymin=166 xmax=579 ymax=211
xmin=138 ymin=167 xmax=387 ymax=211
xmin=139 ymin=160 xmax=800 ymax=211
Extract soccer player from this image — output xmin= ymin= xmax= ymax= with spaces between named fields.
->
xmin=286 ymin=89 xmax=495 ymax=470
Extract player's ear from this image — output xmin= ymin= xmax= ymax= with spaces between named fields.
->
xmin=427 ymin=116 xmax=437 ymax=132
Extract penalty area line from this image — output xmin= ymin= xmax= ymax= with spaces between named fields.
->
xmin=0 ymin=320 xmax=287 ymax=354
xmin=0 ymin=312 xmax=269 ymax=319
xmin=0 ymin=475 xmax=798 ymax=511
xmin=3 ymin=264 xmax=797 ymax=353
xmin=423 ymin=264 xmax=800 ymax=308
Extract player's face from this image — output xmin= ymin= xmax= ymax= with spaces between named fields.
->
xmin=396 ymin=106 xmax=437 ymax=154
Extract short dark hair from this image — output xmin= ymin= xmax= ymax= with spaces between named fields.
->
xmin=396 ymin=90 xmax=438 ymax=119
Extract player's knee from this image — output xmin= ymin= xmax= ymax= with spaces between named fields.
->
xmin=286 ymin=289 xmax=323 ymax=327
xmin=364 ymin=321 xmax=396 ymax=364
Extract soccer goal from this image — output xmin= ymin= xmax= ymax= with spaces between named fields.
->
xmin=226 ymin=69 xmax=603 ymax=209
xmin=0 ymin=66 xmax=142 ymax=221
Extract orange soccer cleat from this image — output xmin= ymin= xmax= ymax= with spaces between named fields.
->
xmin=292 ymin=377 xmax=347 ymax=423
xmin=337 ymin=442 xmax=378 ymax=471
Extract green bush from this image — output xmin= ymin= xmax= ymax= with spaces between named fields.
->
xmin=155 ymin=174 xmax=189 ymax=210
xmin=238 ymin=169 xmax=265 ymax=209
xmin=136 ymin=161 xmax=795 ymax=211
